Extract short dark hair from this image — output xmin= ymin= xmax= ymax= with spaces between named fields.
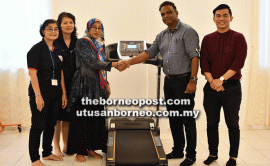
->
xmin=159 ymin=1 xmax=177 ymax=11
xmin=39 ymin=19 xmax=57 ymax=37
xmin=57 ymin=12 xmax=78 ymax=40
xmin=213 ymin=4 xmax=232 ymax=16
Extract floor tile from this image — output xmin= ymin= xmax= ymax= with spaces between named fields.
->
xmin=244 ymin=139 xmax=270 ymax=150
xmin=254 ymin=130 xmax=270 ymax=138
xmin=101 ymin=153 xmax=107 ymax=166
xmin=194 ymin=159 xmax=219 ymax=166
xmin=239 ymin=139 xmax=255 ymax=151
xmin=247 ymin=165 xmax=270 ymax=166
xmin=241 ymin=130 xmax=263 ymax=139
xmin=2 ymin=127 xmax=270 ymax=165
xmin=161 ymin=139 xmax=173 ymax=154
xmin=168 ymin=158 xmax=184 ymax=166
xmin=238 ymin=149 xmax=270 ymax=164
xmin=215 ymin=157 xmax=247 ymax=166
xmin=14 ymin=152 xmax=31 ymax=166
xmin=71 ymin=156 xmax=103 ymax=166
xmin=43 ymin=159 xmax=74 ymax=166
xmin=258 ymin=150 xmax=270 ymax=159
xmin=0 ymin=151 xmax=25 ymax=165
xmin=0 ymin=133 xmax=19 ymax=152
xmin=2 ymin=137 xmax=28 ymax=152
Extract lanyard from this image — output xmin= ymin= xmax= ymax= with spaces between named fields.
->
xmin=48 ymin=47 xmax=55 ymax=78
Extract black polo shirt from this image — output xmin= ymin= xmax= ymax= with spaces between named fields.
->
xmin=27 ymin=38 xmax=63 ymax=98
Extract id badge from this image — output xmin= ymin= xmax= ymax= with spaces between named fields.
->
xmin=51 ymin=79 xmax=58 ymax=86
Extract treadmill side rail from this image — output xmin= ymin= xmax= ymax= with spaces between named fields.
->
xmin=106 ymin=131 xmax=116 ymax=165
xmin=151 ymin=130 xmax=167 ymax=165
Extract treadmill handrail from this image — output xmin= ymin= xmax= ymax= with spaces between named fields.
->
xmin=105 ymin=43 xmax=163 ymax=128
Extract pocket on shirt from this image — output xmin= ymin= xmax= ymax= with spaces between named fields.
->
xmin=171 ymin=37 xmax=184 ymax=53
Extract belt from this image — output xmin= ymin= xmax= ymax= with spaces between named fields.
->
xmin=223 ymin=80 xmax=240 ymax=85
xmin=166 ymin=73 xmax=190 ymax=79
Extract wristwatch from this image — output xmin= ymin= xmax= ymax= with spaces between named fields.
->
xmin=220 ymin=76 xmax=225 ymax=83
xmin=190 ymin=77 xmax=198 ymax=83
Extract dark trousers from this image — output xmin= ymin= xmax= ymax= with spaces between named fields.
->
xmin=164 ymin=76 xmax=197 ymax=159
xmin=203 ymin=81 xmax=241 ymax=158
xmin=29 ymin=96 xmax=61 ymax=162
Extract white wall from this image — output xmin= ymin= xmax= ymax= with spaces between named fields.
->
xmin=52 ymin=0 xmax=253 ymax=131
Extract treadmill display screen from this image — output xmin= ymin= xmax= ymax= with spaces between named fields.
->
xmin=127 ymin=45 xmax=137 ymax=49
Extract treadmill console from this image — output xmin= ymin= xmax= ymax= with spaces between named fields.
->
xmin=117 ymin=40 xmax=147 ymax=60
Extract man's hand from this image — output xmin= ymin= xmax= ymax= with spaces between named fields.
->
xmin=216 ymin=86 xmax=225 ymax=92
xmin=118 ymin=60 xmax=131 ymax=71
xmin=185 ymin=79 xmax=196 ymax=94
xmin=210 ymin=81 xmax=225 ymax=92
xmin=210 ymin=82 xmax=216 ymax=90
xmin=211 ymin=79 xmax=223 ymax=89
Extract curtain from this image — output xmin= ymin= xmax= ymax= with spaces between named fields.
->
xmin=246 ymin=0 xmax=270 ymax=126
xmin=0 ymin=0 xmax=51 ymax=127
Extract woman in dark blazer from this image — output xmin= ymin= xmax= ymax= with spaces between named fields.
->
xmin=53 ymin=12 xmax=77 ymax=158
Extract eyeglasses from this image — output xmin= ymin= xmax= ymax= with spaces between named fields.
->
xmin=45 ymin=28 xmax=59 ymax=32
xmin=91 ymin=27 xmax=103 ymax=31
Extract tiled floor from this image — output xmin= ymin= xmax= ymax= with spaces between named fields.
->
xmin=0 ymin=127 xmax=269 ymax=166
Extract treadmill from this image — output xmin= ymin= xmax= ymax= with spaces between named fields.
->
xmin=105 ymin=40 xmax=167 ymax=166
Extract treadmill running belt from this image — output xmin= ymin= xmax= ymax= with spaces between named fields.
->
xmin=115 ymin=130 xmax=159 ymax=166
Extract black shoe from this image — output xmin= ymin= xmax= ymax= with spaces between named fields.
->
xmin=204 ymin=156 xmax=218 ymax=165
xmin=180 ymin=158 xmax=196 ymax=166
xmin=226 ymin=158 xmax=236 ymax=166
xmin=166 ymin=151 xmax=184 ymax=159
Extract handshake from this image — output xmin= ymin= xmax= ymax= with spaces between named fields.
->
xmin=115 ymin=60 xmax=131 ymax=72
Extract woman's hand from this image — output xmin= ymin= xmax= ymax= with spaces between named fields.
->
xmin=107 ymin=84 xmax=111 ymax=98
xmin=60 ymin=70 xmax=68 ymax=109
xmin=62 ymin=95 xmax=68 ymax=109
xmin=28 ymin=69 xmax=44 ymax=111
xmin=36 ymin=95 xmax=44 ymax=111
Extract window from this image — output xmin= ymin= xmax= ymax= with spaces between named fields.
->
xmin=259 ymin=0 xmax=270 ymax=69
xmin=0 ymin=0 xmax=51 ymax=70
